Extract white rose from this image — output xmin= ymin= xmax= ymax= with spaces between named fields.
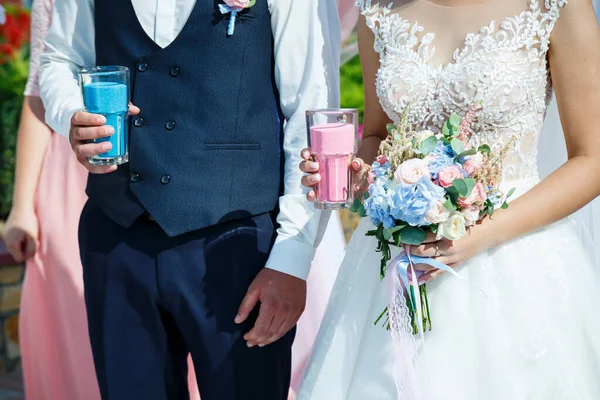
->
xmin=463 ymin=206 xmax=481 ymax=227
xmin=394 ymin=159 xmax=431 ymax=184
xmin=424 ymin=200 xmax=450 ymax=224
xmin=437 ymin=212 xmax=466 ymax=241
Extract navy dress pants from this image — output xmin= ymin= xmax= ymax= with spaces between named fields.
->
xmin=79 ymin=202 xmax=294 ymax=400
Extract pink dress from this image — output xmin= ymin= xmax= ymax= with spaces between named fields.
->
xmin=18 ymin=1 xmax=204 ymax=398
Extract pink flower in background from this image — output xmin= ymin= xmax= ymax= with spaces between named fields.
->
xmin=377 ymin=154 xmax=387 ymax=165
xmin=224 ymin=0 xmax=249 ymax=9
xmin=437 ymin=165 xmax=463 ymax=188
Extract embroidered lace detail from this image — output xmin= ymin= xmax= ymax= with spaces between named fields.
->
xmin=355 ymin=0 xmax=568 ymax=181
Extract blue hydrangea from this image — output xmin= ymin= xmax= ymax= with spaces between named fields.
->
xmin=371 ymin=160 xmax=391 ymax=179
xmin=390 ymin=177 xmax=446 ymax=226
xmin=427 ymin=142 xmax=456 ymax=179
xmin=488 ymin=190 xmax=504 ymax=209
xmin=364 ymin=177 xmax=396 ymax=229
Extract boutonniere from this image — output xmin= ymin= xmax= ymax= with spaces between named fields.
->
xmin=218 ymin=0 xmax=256 ymax=36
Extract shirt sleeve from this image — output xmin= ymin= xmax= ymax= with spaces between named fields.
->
xmin=38 ymin=0 xmax=96 ymax=137
xmin=264 ymin=0 xmax=341 ymax=280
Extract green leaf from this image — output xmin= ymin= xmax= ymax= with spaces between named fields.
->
xmin=501 ymin=202 xmax=509 ymax=209
xmin=506 ymin=187 xmax=516 ymax=198
xmin=247 ymin=0 xmax=256 ymax=6
xmin=383 ymin=229 xmax=392 ymax=241
xmin=400 ymin=226 xmax=427 ymax=245
xmin=393 ymin=230 xmax=402 ymax=246
xmin=444 ymin=198 xmax=456 ymax=211
xmin=441 ymin=137 xmax=451 ymax=146
xmin=442 ymin=123 xmax=450 ymax=137
xmin=430 ymin=225 xmax=439 ymax=234
xmin=457 ymin=149 xmax=477 ymax=158
xmin=386 ymin=124 xmax=396 ymax=134
xmin=349 ymin=198 xmax=361 ymax=213
xmin=478 ymin=144 xmax=491 ymax=154
xmin=453 ymin=178 xmax=477 ymax=198
xmin=420 ymin=136 xmax=438 ymax=156
xmin=451 ymin=138 xmax=465 ymax=156
xmin=449 ymin=114 xmax=461 ymax=128
xmin=365 ymin=229 xmax=378 ymax=237
xmin=446 ymin=186 xmax=459 ymax=198
xmin=358 ymin=204 xmax=367 ymax=217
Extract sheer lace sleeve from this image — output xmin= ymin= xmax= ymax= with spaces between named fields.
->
xmin=537 ymin=0 xmax=569 ymax=53
xmin=355 ymin=0 xmax=396 ymax=55
xmin=24 ymin=0 xmax=54 ymax=97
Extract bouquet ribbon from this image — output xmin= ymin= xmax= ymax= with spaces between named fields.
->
xmin=390 ymin=246 xmax=463 ymax=341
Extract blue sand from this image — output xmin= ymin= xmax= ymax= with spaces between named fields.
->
xmin=83 ymin=82 xmax=129 ymax=159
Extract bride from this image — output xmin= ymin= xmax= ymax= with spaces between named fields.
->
xmin=297 ymin=0 xmax=600 ymax=399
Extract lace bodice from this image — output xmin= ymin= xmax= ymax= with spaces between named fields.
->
xmin=357 ymin=0 xmax=568 ymax=181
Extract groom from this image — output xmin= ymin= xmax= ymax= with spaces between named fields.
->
xmin=38 ymin=0 xmax=340 ymax=398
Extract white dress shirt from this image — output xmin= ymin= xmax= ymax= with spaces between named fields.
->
xmin=39 ymin=0 xmax=341 ymax=280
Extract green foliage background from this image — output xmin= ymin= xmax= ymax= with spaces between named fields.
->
xmin=340 ymin=54 xmax=364 ymax=123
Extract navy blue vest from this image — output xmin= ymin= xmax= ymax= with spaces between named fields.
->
xmin=88 ymin=0 xmax=283 ymax=237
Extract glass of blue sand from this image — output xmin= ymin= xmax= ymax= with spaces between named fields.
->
xmin=78 ymin=66 xmax=130 ymax=166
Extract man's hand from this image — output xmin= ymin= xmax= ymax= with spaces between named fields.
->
xmin=236 ymin=268 xmax=306 ymax=347
xmin=70 ymin=103 xmax=140 ymax=173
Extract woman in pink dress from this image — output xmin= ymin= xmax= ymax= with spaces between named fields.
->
xmin=1 ymin=0 xmax=204 ymax=398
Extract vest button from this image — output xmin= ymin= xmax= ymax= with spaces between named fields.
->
xmin=130 ymin=173 xmax=140 ymax=183
xmin=133 ymin=117 xmax=144 ymax=127
xmin=160 ymin=175 xmax=171 ymax=185
xmin=169 ymin=67 xmax=180 ymax=77
xmin=137 ymin=62 xmax=148 ymax=72
xmin=165 ymin=121 xmax=176 ymax=130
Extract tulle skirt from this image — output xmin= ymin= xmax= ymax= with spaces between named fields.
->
xmin=298 ymin=178 xmax=600 ymax=400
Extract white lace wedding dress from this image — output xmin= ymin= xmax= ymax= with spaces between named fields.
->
xmin=298 ymin=0 xmax=600 ymax=399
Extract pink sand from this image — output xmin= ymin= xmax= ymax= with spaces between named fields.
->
xmin=310 ymin=123 xmax=355 ymax=203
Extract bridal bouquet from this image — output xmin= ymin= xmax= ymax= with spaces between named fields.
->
xmin=351 ymin=108 xmax=513 ymax=334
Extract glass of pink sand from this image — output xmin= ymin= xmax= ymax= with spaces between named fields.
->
xmin=306 ymin=109 xmax=359 ymax=210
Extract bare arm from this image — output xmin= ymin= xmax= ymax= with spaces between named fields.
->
xmin=416 ymin=0 xmax=600 ymax=271
xmin=486 ymin=0 xmax=600 ymax=246
xmin=356 ymin=15 xmax=393 ymax=165
xmin=11 ymin=97 xmax=52 ymax=213
xmin=3 ymin=97 xmax=51 ymax=261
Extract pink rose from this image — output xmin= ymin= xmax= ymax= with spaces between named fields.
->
xmin=224 ymin=0 xmax=250 ymax=9
xmin=463 ymin=159 xmax=481 ymax=175
xmin=463 ymin=153 xmax=484 ymax=175
xmin=377 ymin=155 xmax=388 ymax=165
xmin=458 ymin=182 xmax=488 ymax=207
xmin=437 ymin=165 xmax=463 ymax=188
xmin=394 ymin=159 xmax=431 ymax=184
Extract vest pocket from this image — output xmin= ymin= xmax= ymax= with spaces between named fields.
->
xmin=204 ymin=143 xmax=261 ymax=151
